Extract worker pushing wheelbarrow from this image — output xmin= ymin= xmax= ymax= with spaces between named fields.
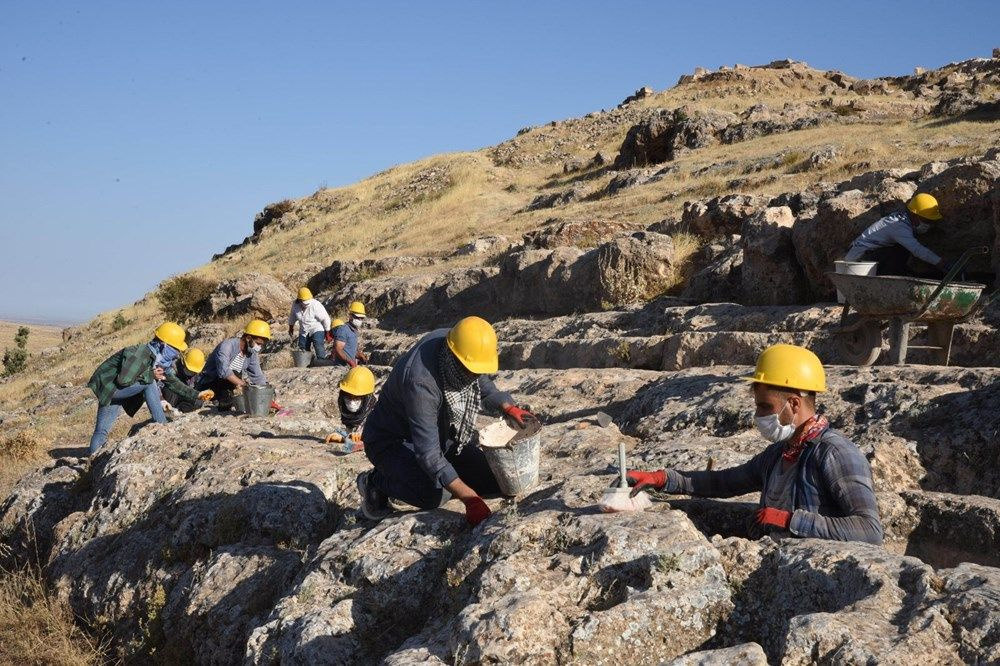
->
xmin=828 ymin=246 xmax=997 ymax=366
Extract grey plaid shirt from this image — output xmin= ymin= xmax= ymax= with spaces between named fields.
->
xmin=663 ymin=427 xmax=883 ymax=544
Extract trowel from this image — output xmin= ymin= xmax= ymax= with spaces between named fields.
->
xmin=598 ymin=441 xmax=652 ymax=513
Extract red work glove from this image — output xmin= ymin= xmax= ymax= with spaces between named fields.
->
xmin=461 ymin=496 xmax=491 ymax=527
xmin=503 ymin=404 xmax=537 ymax=428
xmin=626 ymin=470 xmax=667 ymax=497
xmin=325 ymin=331 xmax=334 ymax=343
xmin=270 ymin=399 xmax=283 ymax=411
xmin=756 ymin=507 xmax=792 ymax=529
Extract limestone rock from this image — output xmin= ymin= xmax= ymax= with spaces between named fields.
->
xmin=740 ymin=207 xmax=807 ymax=306
xmin=205 ymin=272 xmax=294 ymax=321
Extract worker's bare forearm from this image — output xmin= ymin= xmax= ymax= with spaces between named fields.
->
xmin=445 ymin=478 xmax=477 ymax=500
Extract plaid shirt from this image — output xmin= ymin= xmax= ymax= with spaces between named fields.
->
xmin=664 ymin=427 xmax=883 ymax=544
xmin=88 ymin=343 xmax=199 ymax=415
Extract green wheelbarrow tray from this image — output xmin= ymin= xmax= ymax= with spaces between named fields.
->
xmin=827 ymin=273 xmax=987 ymax=321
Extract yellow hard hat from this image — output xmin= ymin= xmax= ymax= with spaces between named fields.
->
xmin=349 ymin=301 xmax=366 ymax=317
xmin=446 ymin=316 xmax=499 ymax=374
xmin=182 ymin=348 xmax=206 ymax=374
xmin=339 ymin=366 xmax=376 ymax=396
xmin=331 ymin=318 xmax=346 ymax=328
xmin=297 ymin=287 xmax=313 ymax=301
xmin=244 ymin=319 xmax=272 ymax=340
xmin=745 ymin=344 xmax=826 ymax=393
xmin=154 ymin=322 xmax=188 ymax=352
xmin=907 ymin=193 xmax=942 ymax=221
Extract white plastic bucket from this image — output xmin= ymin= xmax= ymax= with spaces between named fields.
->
xmin=834 ymin=260 xmax=877 ymax=303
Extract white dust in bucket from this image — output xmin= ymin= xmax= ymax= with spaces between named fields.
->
xmin=479 ymin=419 xmax=518 ymax=448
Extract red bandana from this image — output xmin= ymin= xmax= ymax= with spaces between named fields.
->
xmin=781 ymin=415 xmax=829 ymax=463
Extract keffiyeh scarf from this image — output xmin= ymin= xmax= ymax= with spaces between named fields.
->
xmin=439 ymin=345 xmax=481 ymax=454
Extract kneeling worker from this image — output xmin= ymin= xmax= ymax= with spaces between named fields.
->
xmin=358 ymin=316 xmax=537 ymax=526
xmin=844 ymin=193 xmax=949 ymax=276
xmin=628 ymin=344 xmax=883 ymax=544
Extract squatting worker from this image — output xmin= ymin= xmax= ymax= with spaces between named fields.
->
xmin=199 ymin=319 xmax=274 ymax=411
xmin=357 ymin=316 xmax=538 ymax=526
xmin=288 ymin=287 xmax=331 ymax=360
xmin=844 ymin=193 xmax=950 ymax=276
xmin=161 ymin=347 xmax=214 ymax=413
xmin=325 ymin=365 xmax=378 ymax=453
xmin=627 ymin=344 xmax=883 ymax=544
xmin=87 ymin=322 xmax=209 ymax=454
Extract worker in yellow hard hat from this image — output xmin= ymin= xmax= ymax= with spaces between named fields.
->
xmin=325 ymin=366 xmax=378 ymax=453
xmin=844 ymin=193 xmax=951 ymax=276
xmin=627 ymin=344 xmax=883 ymax=544
xmin=287 ymin=286 xmax=332 ymax=360
xmin=86 ymin=322 xmax=208 ymax=454
xmin=197 ymin=319 xmax=275 ymax=411
xmin=327 ymin=301 xmax=369 ymax=367
xmin=356 ymin=316 xmax=538 ymax=526
xmin=161 ymin=348 xmax=214 ymax=413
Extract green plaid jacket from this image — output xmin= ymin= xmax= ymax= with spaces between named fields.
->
xmin=88 ymin=344 xmax=199 ymax=414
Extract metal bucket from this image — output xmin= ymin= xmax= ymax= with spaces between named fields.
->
xmin=480 ymin=420 xmax=541 ymax=496
xmin=291 ymin=349 xmax=313 ymax=368
xmin=244 ymin=384 xmax=275 ymax=417
xmin=231 ymin=393 xmax=247 ymax=415
xmin=834 ymin=260 xmax=877 ymax=303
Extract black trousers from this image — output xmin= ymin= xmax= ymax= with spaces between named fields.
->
xmin=863 ymin=245 xmax=912 ymax=276
xmin=367 ymin=442 xmax=502 ymax=509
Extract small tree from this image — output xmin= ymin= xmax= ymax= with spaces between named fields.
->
xmin=2 ymin=327 xmax=29 ymax=376
xmin=111 ymin=313 xmax=129 ymax=331
xmin=157 ymin=275 xmax=218 ymax=323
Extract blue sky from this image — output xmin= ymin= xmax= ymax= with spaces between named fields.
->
xmin=1 ymin=1 xmax=997 ymax=324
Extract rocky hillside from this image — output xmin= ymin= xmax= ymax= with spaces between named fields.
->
xmin=2 ymin=50 xmax=1000 ymax=664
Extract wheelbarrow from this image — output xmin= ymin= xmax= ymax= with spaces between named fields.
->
xmin=827 ymin=246 xmax=996 ymax=366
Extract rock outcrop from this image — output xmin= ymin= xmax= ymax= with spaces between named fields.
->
xmin=5 ymin=363 xmax=1000 ymax=663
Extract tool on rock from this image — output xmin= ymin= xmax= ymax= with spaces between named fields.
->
xmin=598 ymin=441 xmax=652 ymax=513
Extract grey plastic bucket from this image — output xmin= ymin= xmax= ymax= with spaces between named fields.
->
xmin=291 ymin=349 xmax=313 ymax=368
xmin=244 ymin=384 xmax=275 ymax=417
xmin=482 ymin=432 xmax=541 ymax=496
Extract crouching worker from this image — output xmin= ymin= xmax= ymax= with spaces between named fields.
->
xmin=198 ymin=319 xmax=273 ymax=411
xmin=357 ymin=316 xmax=538 ymax=526
xmin=162 ymin=348 xmax=214 ymax=413
xmin=87 ymin=322 xmax=206 ymax=454
xmin=627 ymin=344 xmax=883 ymax=544
xmin=325 ymin=366 xmax=378 ymax=453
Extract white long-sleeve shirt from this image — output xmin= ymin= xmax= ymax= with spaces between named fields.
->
xmin=844 ymin=211 xmax=941 ymax=265
xmin=288 ymin=299 xmax=331 ymax=336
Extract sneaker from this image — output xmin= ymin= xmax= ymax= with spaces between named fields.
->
xmin=356 ymin=470 xmax=391 ymax=520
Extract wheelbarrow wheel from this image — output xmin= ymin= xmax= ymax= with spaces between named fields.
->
xmin=835 ymin=320 xmax=882 ymax=366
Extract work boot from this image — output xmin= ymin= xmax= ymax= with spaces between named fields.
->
xmin=356 ymin=470 xmax=391 ymax=520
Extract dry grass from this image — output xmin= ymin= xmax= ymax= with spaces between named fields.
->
xmin=0 ymin=556 xmax=102 ymax=666
xmin=0 ymin=322 xmax=63 ymax=355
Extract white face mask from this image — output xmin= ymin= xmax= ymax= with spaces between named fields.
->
xmin=344 ymin=398 xmax=363 ymax=413
xmin=351 ymin=318 xmax=364 ymax=329
xmin=755 ymin=401 xmax=795 ymax=443
xmin=249 ymin=343 xmax=263 ymax=354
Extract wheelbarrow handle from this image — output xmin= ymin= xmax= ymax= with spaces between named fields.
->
xmin=913 ymin=246 xmax=989 ymax=320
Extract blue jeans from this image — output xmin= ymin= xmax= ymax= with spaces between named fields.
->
xmin=298 ymin=331 xmax=328 ymax=359
xmin=89 ymin=383 xmax=166 ymax=454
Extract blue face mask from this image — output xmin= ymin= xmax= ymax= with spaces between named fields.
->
xmin=149 ymin=340 xmax=180 ymax=369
